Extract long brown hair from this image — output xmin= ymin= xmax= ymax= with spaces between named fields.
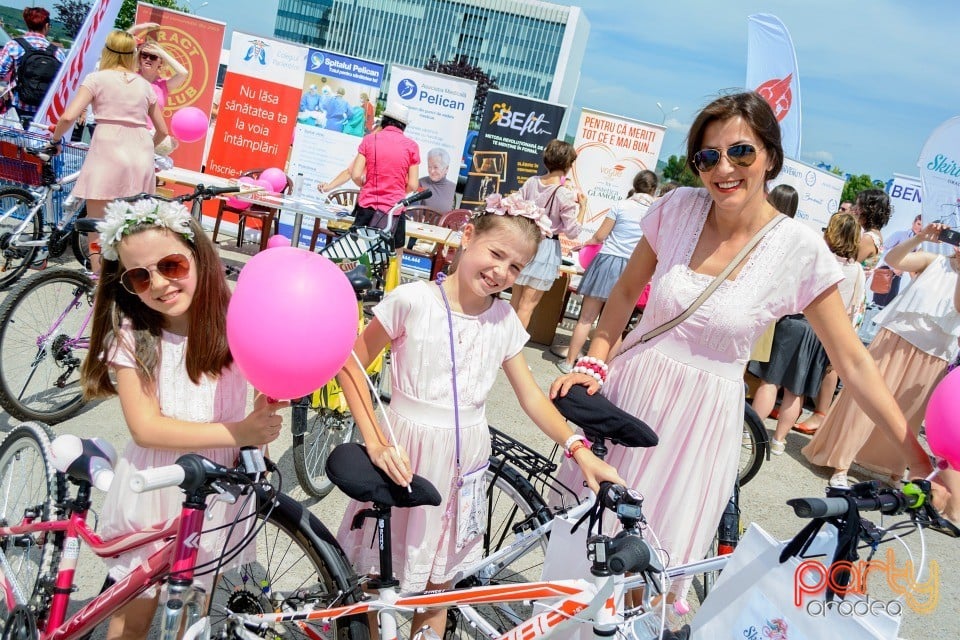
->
xmin=81 ymin=218 xmax=233 ymax=400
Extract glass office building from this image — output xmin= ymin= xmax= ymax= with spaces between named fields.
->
xmin=274 ymin=0 xmax=588 ymax=110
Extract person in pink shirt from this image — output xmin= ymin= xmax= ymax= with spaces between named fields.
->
xmin=349 ymin=103 xmax=420 ymax=250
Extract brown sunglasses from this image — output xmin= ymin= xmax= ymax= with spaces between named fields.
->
xmin=120 ymin=253 xmax=192 ymax=294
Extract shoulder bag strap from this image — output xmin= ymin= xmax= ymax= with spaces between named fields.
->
xmin=637 ymin=213 xmax=786 ymax=345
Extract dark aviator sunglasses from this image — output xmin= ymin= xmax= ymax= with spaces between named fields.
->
xmin=120 ymin=253 xmax=192 ymax=294
xmin=692 ymin=144 xmax=759 ymax=172
xmin=139 ymin=52 xmax=160 ymax=62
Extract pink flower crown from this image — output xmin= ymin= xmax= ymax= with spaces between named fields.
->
xmin=484 ymin=192 xmax=552 ymax=237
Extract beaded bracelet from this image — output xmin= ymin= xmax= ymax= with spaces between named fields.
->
xmin=573 ymin=356 xmax=608 ymax=386
xmin=567 ymin=440 xmax=588 ymax=459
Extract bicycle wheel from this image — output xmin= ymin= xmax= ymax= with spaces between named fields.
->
xmin=738 ymin=405 xmax=766 ymax=486
xmin=208 ymin=491 xmax=369 ymax=640
xmin=0 ymin=422 xmax=66 ymax=620
xmin=291 ymin=394 xmax=363 ymax=499
xmin=0 ymin=268 xmax=94 ymax=424
xmin=0 ymin=188 xmax=42 ymax=291
xmin=446 ymin=461 xmax=551 ymax=639
xmin=70 ymin=206 xmax=93 ymax=270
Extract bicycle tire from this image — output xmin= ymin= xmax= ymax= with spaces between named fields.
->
xmin=446 ymin=460 xmax=551 ymax=639
xmin=0 ymin=268 xmax=94 ymax=424
xmin=0 ymin=188 xmax=42 ymax=291
xmin=69 ymin=205 xmax=92 ymax=270
xmin=738 ymin=404 xmax=766 ymax=487
xmin=0 ymin=422 xmax=66 ymax=624
xmin=291 ymin=391 xmax=365 ymax=499
xmin=208 ymin=491 xmax=370 ymax=640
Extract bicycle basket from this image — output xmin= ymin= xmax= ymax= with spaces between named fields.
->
xmin=0 ymin=126 xmax=88 ymax=220
xmin=320 ymin=227 xmax=392 ymax=280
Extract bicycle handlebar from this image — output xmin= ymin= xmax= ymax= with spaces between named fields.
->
xmin=789 ymin=493 xmax=907 ymax=519
xmin=131 ymin=447 xmax=264 ymax=494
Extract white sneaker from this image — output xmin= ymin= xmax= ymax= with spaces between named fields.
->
xmin=829 ymin=471 xmax=849 ymax=488
xmin=556 ymin=360 xmax=573 ymax=374
xmin=770 ymin=439 xmax=785 ymax=456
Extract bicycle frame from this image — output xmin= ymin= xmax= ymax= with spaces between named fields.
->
xmin=26 ymin=280 xmax=93 ymax=389
xmin=0 ymin=490 xmax=208 ymax=640
xmin=0 ymin=169 xmax=83 ymax=251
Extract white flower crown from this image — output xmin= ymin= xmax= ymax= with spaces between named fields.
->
xmin=97 ymin=199 xmax=195 ymax=261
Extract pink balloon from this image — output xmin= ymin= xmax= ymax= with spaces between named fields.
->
xmin=227 ymin=248 xmax=356 ymax=399
xmin=227 ymin=176 xmax=257 ymax=210
xmin=924 ymin=367 xmax=960 ymax=470
xmin=170 ymin=107 xmax=209 ymax=143
xmin=259 ymin=167 xmax=288 ymax=193
xmin=578 ymin=243 xmax=602 ymax=270
xmin=267 ymin=234 xmax=290 ymax=249
xmin=252 ymin=178 xmax=275 ymax=194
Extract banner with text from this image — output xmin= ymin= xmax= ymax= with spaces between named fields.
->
xmin=768 ymin=158 xmax=843 ymax=232
xmin=572 ymin=108 xmax=665 ymax=241
xmin=135 ymin=3 xmax=225 ymax=171
xmin=205 ymin=32 xmax=304 ymax=179
xmin=288 ymin=49 xmax=385 ymax=199
xmin=462 ymin=90 xmax=566 ymax=208
xmin=387 ymin=65 xmax=476 ymax=211
xmin=747 ymin=13 xmax=802 ymax=159
xmin=918 ymin=116 xmax=960 ymax=230
xmin=35 ymin=0 xmax=124 ymax=125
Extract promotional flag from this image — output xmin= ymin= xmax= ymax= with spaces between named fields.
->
xmin=572 ymin=108 xmax=665 ymax=241
xmin=35 ymin=0 xmax=125 ymax=125
xmin=462 ymin=90 xmax=565 ymax=208
xmin=134 ymin=4 xmax=226 ymax=171
xmin=918 ymin=116 xmax=960 ymax=254
xmin=746 ymin=13 xmax=801 ymax=159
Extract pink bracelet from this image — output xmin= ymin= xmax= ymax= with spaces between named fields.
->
xmin=574 ymin=356 xmax=608 ymax=385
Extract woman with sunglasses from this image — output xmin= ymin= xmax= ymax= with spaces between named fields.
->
xmin=550 ymin=91 xmax=946 ymax=605
xmin=79 ymin=198 xmax=287 ymax=640
xmin=50 ymin=30 xmax=168 ymax=273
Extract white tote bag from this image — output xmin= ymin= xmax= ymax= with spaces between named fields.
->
xmin=690 ymin=524 xmax=901 ymax=640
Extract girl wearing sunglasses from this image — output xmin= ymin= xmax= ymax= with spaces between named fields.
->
xmin=128 ymin=22 xmax=189 ymax=110
xmin=79 ymin=199 xmax=287 ymax=640
xmin=551 ymin=91 xmax=947 ymax=605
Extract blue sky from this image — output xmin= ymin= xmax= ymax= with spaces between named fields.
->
xmin=8 ymin=0 xmax=959 ymax=181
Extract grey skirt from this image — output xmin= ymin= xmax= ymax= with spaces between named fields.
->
xmin=514 ymin=237 xmax=561 ymax=291
xmin=577 ymin=253 xmax=628 ymax=300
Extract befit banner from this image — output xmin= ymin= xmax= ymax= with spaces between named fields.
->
xmin=572 ymin=108 xmax=665 ymax=241
xmin=768 ymin=158 xmax=843 ymax=232
xmin=386 ymin=65 xmax=476 ymax=208
xmin=205 ymin=33 xmax=305 ymax=179
xmin=746 ymin=13 xmax=802 ymax=159
xmin=35 ymin=0 xmax=124 ymax=125
xmin=887 ymin=174 xmax=923 ymax=231
xmin=462 ymin=90 xmax=566 ymax=208
xmin=134 ymin=3 xmax=225 ymax=171
xmin=288 ymin=49 xmax=385 ymax=197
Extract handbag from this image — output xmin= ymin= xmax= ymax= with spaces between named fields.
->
xmin=869 ymin=267 xmax=895 ymax=295
xmin=690 ymin=523 xmax=901 ymax=640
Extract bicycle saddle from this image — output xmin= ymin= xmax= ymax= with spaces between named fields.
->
xmin=326 ymin=442 xmax=441 ymax=508
xmin=552 ymin=385 xmax=658 ymax=448
xmin=74 ymin=218 xmax=100 ymax=234
xmin=343 ymin=264 xmax=372 ymax=293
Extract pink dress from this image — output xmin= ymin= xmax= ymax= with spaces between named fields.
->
xmin=72 ymin=69 xmax=157 ymax=201
xmin=555 ymin=188 xmax=842 ymax=592
xmin=99 ymin=327 xmax=252 ymax=596
xmin=336 ymin=281 xmax=529 ymax=591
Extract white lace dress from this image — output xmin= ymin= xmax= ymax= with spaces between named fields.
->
xmin=555 ymin=187 xmax=843 ymax=594
xmin=98 ymin=327 xmax=253 ymax=596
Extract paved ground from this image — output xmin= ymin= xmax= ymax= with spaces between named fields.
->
xmin=1 ymin=247 xmax=957 ymax=638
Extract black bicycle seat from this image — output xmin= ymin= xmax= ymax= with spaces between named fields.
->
xmin=552 ymin=385 xmax=658 ymax=448
xmin=74 ymin=218 xmax=99 ymax=234
xmin=344 ymin=264 xmax=372 ymax=293
xmin=326 ymin=442 xmax=441 ymax=509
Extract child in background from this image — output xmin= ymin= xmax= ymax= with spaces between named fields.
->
xmin=81 ymin=199 xmax=287 ymax=640
xmin=335 ymin=197 xmax=623 ymax=638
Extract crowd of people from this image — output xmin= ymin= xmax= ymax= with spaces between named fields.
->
xmin=2 ymin=6 xmax=957 ymax=636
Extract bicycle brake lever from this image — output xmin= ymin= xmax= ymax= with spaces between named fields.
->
xmin=921 ymin=503 xmax=960 ymax=538
xmin=209 ymin=480 xmax=241 ymax=505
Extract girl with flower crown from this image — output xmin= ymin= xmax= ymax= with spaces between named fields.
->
xmin=81 ymin=199 xmax=287 ymax=640
xmin=334 ymin=204 xmax=623 ymax=638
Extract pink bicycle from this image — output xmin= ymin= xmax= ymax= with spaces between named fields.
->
xmin=0 ymin=422 xmax=370 ymax=640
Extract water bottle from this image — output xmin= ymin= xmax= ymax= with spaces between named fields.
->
xmin=293 ymin=172 xmax=304 ymax=197
xmin=50 ymin=434 xmax=117 ymax=491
